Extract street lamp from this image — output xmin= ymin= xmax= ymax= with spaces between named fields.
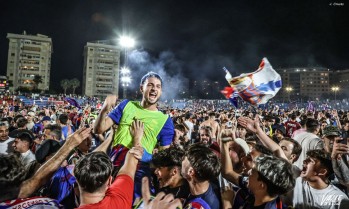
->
xmin=285 ymin=86 xmax=293 ymax=102
xmin=118 ymin=36 xmax=135 ymax=99
xmin=331 ymin=86 xmax=339 ymax=102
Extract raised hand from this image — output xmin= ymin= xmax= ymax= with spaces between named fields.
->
xmin=142 ymin=177 xmax=183 ymax=209
xmin=129 ymin=146 xmax=144 ymax=160
xmin=66 ymin=127 xmax=92 ymax=147
xmin=238 ymin=115 xmax=261 ymax=134
xmin=130 ymin=120 xmax=144 ymax=147
xmin=331 ymin=138 xmax=349 ymax=160
xmin=103 ymin=95 xmax=118 ymax=110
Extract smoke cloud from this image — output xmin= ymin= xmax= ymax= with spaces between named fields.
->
xmin=127 ymin=50 xmax=189 ymax=101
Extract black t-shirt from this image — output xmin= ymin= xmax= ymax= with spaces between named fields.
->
xmin=160 ymin=180 xmax=190 ymax=201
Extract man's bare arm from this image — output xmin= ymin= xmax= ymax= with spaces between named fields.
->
xmin=94 ymin=95 xmax=117 ymax=134
xmin=19 ymin=127 xmax=92 ymax=198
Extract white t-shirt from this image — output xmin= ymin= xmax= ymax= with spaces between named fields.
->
xmin=184 ymin=120 xmax=194 ymax=140
xmin=0 ymin=137 xmax=14 ymax=154
xmin=293 ymin=131 xmax=324 ymax=169
xmin=21 ymin=149 xmax=36 ymax=167
xmin=293 ymin=177 xmax=349 ymax=209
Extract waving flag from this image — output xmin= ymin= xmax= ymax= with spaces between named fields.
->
xmin=222 ymin=58 xmax=282 ymax=106
xmin=307 ymin=101 xmax=315 ymax=112
xmin=64 ymin=97 xmax=81 ymax=109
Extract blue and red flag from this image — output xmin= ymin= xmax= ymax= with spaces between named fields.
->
xmin=221 ymin=58 xmax=282 ymax=107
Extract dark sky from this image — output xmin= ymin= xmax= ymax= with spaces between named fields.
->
xmin=0 ymin=0 xmax=348 ymax=93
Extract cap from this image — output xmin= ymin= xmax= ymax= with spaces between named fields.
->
xmin=274 ymin=125 xmax=286 ymax=136
xmin=322 ymin=125 xmax=340 ymax=137
xmin=41 ymin=116 xmax=51 ymax=123
xmin=35 ymin=139 xmax=62 ymax=164
xmin=9 ymin=129 xmax=34 ymax=143
xmin=28 ymin=112 xmax=35 ymax=117
xmin=234 ymin=138 xmax=250 ymax=155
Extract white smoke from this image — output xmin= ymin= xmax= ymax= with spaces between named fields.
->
xmin=127 ymin=49 xmax=189 ymax=101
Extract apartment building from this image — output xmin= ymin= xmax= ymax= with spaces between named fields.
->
xmin=6 ymin=31 xmax=52 ymax=91
xmin=82 ymin=41 xmax=120 ymax=97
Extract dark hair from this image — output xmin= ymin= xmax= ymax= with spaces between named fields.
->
xmin=282 ymin=137 xmax=302 ymax=160
xmin=306 ymin=118 xmax=319 ymax=133
xmin=255 ymin=155 xmax=295 ymax=196
xmin=74 ymin=152 xmax=113 ymax=193
xmin=140 ymin=71 xmax=163 ymax=86
xmin=306 ymin=149 xmax=333 ymax=178
xmin=45 ymin=124 xmax=62 ymax=140
xmin=58 ymin=113 xmax=69 ymax=125
xmin=254 ymin=144 xmax=273 ymax=156
xmin=17 ymin=117 xmax=28 ymax=128
xmin=0 ymin=154 xmax=26 ymax=201
xmin=152 ymin=146 xmax=185 ymax=168
xmin=186 ymin=143 xmax=221 ymax=182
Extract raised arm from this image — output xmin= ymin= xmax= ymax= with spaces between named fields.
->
xmin=238 ymin=115 xmax=288 ymax=161
xmin=93 ymin=127 xmax=116 ymax=153
xmin=94 ymin=95 xmax=117 ymax=134
xmin=19 ymin=127 xmax=92 ymax=198
xmin=220 ymin=132 xmax=241 ymax=186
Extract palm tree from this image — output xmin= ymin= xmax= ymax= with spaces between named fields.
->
xmin=70 ymin=78 xmax=80 ymax=95
xmin=32 ymin=75 xmax=43 ymax=90
xmin=60 ymin=79 xmax=70 ymax=95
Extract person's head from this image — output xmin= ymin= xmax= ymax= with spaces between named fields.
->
xmin=140 ymin=72 xmax=163 ymax=106
xmin=27 ymin=111 xmax=35 ymax=122
xmin=41 ymin=116 xmax=51 ymax=128
xmin=0 ymin=121 xmax=10 ymax=141
xmin=305 ymin=118 xmax=320 ymax=134
xmin=16 ymin=117 xmax=28 ymax=129
xmin=44 ymin=124 xmax=62 ymax=141
xmin=74 ymin=152 xmax=113 ymax=194
xmin=290 ymin=114 xmax=297 ymax=121
xmin=0 ymin=154 xmax=26 ymax=202
xmin=301 ymin=149 xmax=333 ymax=183
xmin=228 ymin=138 xmax=250 ymax=170
xmin=58 ymin=113 xmax=69 ymax=125
xmin=279 ymin=137 xmax=302 ymax=163
xmin=322 ymin=125 xmax=341 ymax=153
xmin=152 ymin=146 xmax=185 ymax=188
xmin=247 ymin=155 xmax=295 ymax=197
xmin=208 ymin=112 xmax=215 ymax=119
xmin=35 ymin=139 xmax=61 ymax=164
xmin=78 ymin=135 xmax=92 ymax=154
xmin=181 ymin=143 xmax=221 ymax=183
xmin=273 ymin=125 xmax=286 ymax=142
xmin=236 ymin=124 xmax=247 ymax=139
xmin=199 ymin=126 xmax=212 ymax=144
xmin=241 ymin=143 xmax=272 ymax=175
xmin=11 ymin=130 xmax=34 ymax=153
xmin=343 ymin=120 xmax=349 ymax=132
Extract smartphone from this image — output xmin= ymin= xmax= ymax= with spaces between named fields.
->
xmin=341 ymin=137 xmax=348 ymax=145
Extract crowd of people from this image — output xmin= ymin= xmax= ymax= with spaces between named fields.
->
xmin=1 ymin=72 xmax=349 ymax=209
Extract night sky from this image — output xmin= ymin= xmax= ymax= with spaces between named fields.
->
xmin=0 ymin=0 xmax=348 ymax=94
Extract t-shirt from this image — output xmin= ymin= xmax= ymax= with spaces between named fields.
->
xmin=77 ymin=174 xmax=134 ymax=209
xmin=234 ymin=176 xmax=287 ymax=209
xmin=0 ymin=196 xmax=62 ymax=209
xmin=284 ymin=121 xmax=301 ymax=137
xmin=184 ymin=183 xmax=221 ymax=209
xmin=0 ymin=137 xmax=14 ymax=154
xmin=159 ymin=180 xmax=191 ymax=202
xmin=293 ymin=177 xmax=349 ymax=209
xmin=108 ymin=100 xmax=174 ymax=163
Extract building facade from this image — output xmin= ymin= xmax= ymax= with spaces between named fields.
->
xmin=83 ymin=41 xmax=120 ymax=97
xmin=6 ymin=31 xmax=52 ymax=91
xmin=276 ymin=67 xmax=341 ymax=101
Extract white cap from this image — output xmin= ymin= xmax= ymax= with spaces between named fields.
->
xmin=234 ymin=138 xmax=250 ymax=155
